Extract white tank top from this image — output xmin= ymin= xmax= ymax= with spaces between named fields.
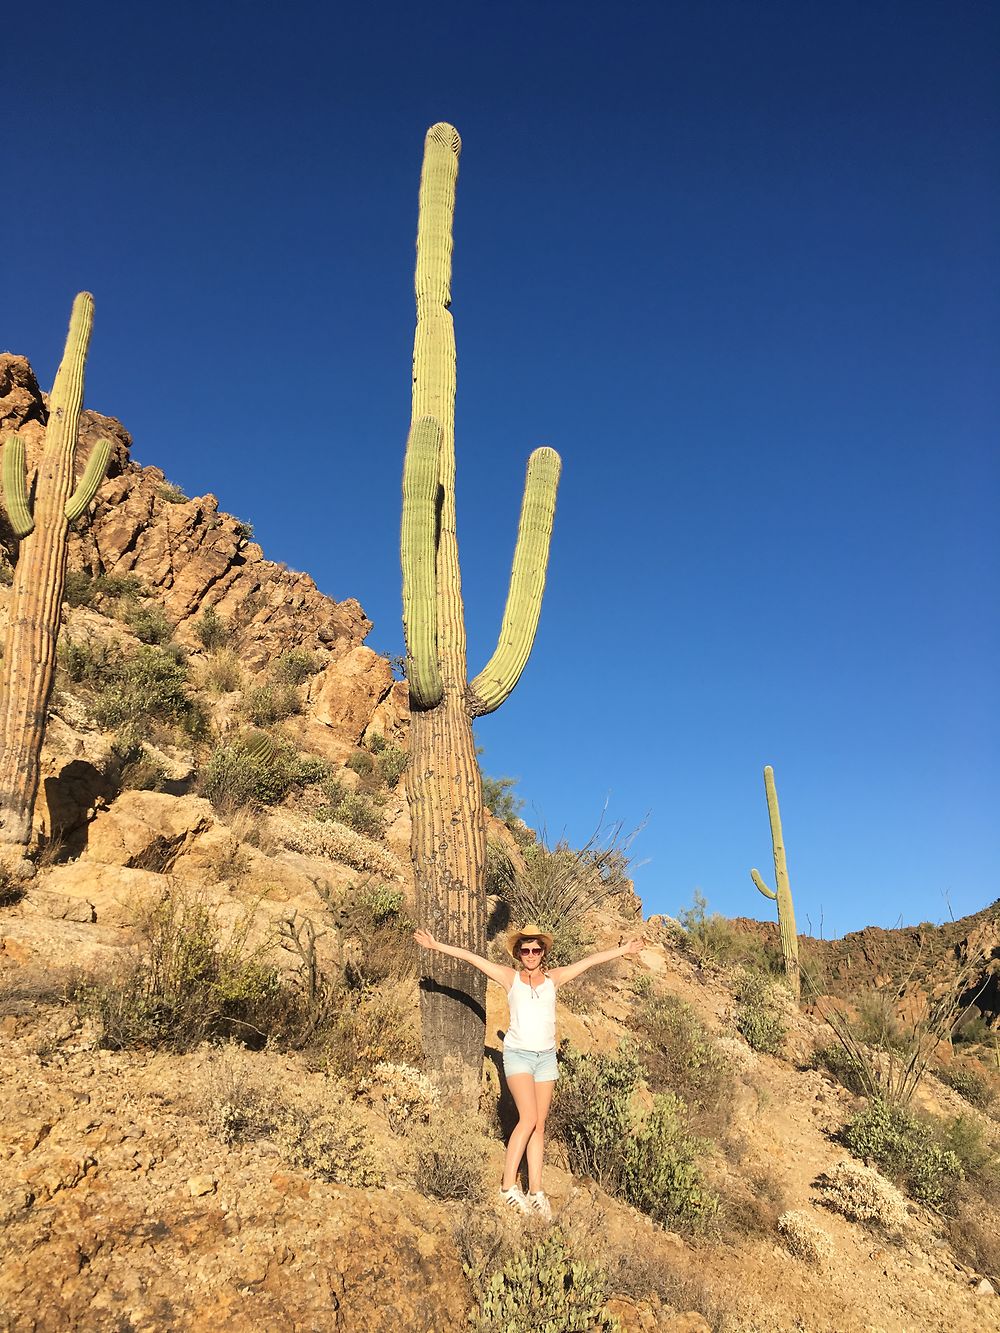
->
xmin=505 ymin=973 xmax=556 ymax=1052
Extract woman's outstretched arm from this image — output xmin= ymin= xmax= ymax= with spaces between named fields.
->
xmin=547 ymin=937 xmax=645 ymax=987
xmin=413 ymin=928 xmax=515 ymax=989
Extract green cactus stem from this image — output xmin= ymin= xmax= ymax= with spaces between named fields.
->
xmin=0 ymin=293 xmax=112 ymax=851
xmin=750 ymin=764 xmax=800 ymax=1001
xmin=402 ymin=124 xmax=562 ymax=1095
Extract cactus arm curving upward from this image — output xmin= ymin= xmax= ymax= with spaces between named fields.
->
xmin=468 ymin=445 xmax=562 ymax=717
xmin=750 ymin=868 xmax=777 ymax=900
xmin=2 ymin=436 xmax=35 ymax=538
xmin=401 ymin=416 xmax=444 ymax=709
xmin=66 ymin=438 xmax=111 ymax=522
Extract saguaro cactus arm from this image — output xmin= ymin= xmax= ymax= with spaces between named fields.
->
xmin=468 ymin=445 xmax=562 ymax=717
xmin=2 ymin=436 xmax=35 ymax=538
xmin=751 ymin=868 xmax=777 ymax=900
xmin=401 ymin=416 xmax=444 ymax=709
xmin=66 ymin=438 xmax=111 ymax=522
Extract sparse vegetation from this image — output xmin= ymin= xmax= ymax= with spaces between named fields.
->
xmin=271 ymin=649 xmax=320 ymax=684
xmin=157 ymin=479 xmax=189 ymax=504
xmin=551 ymin=1042 xmax=717 ymax=1228
xmin=732 ymin=967 xmax=787 ymax=1055
xmin=318 ymin=778 xmax=386 ymax=840
xmin=777 ymin=1210 xmax=833 ymax=1264
xmin=815 ymin=1158 xmax=911 ymax=1231
xmin=411 ymin=1106 xmax=489 ymax=1202
xmin=627 ymin=992 xmax=733 ymax=1127
xmin=938 ymin=1061 xmax=995 ymax=1108
xmin=81 ymin=892 xmax=289 ymax=1051
xmin=318 ymin=984 xmax=420 ymax=1080
xmin=195 ymin=606 xmax=230 ymax=650
xmin=123 ymin=600 xmax=174 ymax=645
xmin=678 ymin=890 xmax=783 ymax=974
xmin=841 ymin=1098 xmax=964 ymax=1211
xmin=198 ymin=736 xmax=327 ymax=812
xmin=242 ymin=681 xmax=302 ymax=726
xmin=62 ymin=639 xmax=205 ymax=742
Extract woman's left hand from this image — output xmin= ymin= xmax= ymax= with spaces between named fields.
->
xmin=623 ymin=937 xmax=646 ymax=955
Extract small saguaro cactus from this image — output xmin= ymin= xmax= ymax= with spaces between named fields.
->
xmin=402 ymin=124 xmax=561 ymax=1095
xmin=750 ymin=764 xmax=800 ymax=1001
xmin=0 ymin=293 xmax=112 ymax=855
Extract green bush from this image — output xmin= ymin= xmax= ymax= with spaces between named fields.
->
xmin=195 ymin=606 xmax=230 ymax=650
xmin=842 ymin=1099 xmax=965 ymax=1211
xmin=82 ymin=893 xmax=289 ymax=1051
xmin=319 ymin=779 xmax=386 ymax=839
xmin=357 ymin=883 xmax=405 ymax=924
xmin=199 ymin=737 xmax=327 ymax=813
xmin=628 ymin=993 xmax=732 ymax=1121
xmin=814 ymin=1042 xmax=870 ymax=1097
xmin=89 ymin=644 xmax=204 ymax=738
xmin=375 ymin=742 xmax=407 ymax=789
xmin=939 ymin=1063 xmax=995 ymax=1108
xmin=123 ymin=601 xmax=174 ymax=645
xmin=733 ymin=968 xmax=787 ymax=1055
xmin=481 ymin=773 xmax=524 ymax=825
xmin=319 ymin=985 xmax=420 ymax=1079
xmin=64 ymin=569 xmax=96 ymax=607
xmin=469 ymin=1230 xmax=619 ymax=1333
xmin=551 ymin=1042 xmax=716 ymax=1227
xmin=271 ymin=650 xmax=320 ymax=685
xmin=276 ymin=1108 xmax=383 ymax=1188
xmin=411 ymin=1107 xmax=488 ymax=1203
xmin=346 ymin=749 xmax=375 ymax=778
xmin=157 ymin=479 xmax=189 ymax=504
xmin=678 ymin=890 xmax=782 ymax=972
xmin=242 ymin=682 xmax=301 ymax=726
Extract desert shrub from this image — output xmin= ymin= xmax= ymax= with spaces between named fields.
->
xmin=678 ymin=891 xmax=782 ymax=973
xmin=481 ymin=773 xmax=523 ymax=825
xmin=718 ymin=1168 xmax=788 ymax=1237
xmin=815 ymin=1158 xmax=910 ymax=1231
xmin=199 ymin=736 xmax=326 ymax=813
xmin=495 ymin=824 xmax=634 ymax=964
xmin=814 ymin=1041 xmax=870 ymax=1096
xmin=319 ymin=779 xmax=386 ymax=839
xmin=92 ymin=572 xmax=146 ymax=601
xmin=195 ymin=606 xmax=230 ymax=650
xmin=468 ymin=1229 xmax=619 ymax=1333
xmin=270 ymin=812 xmax=404 ymax=878
xmin=628 ymin=993 xmax=732 ymax=1121
xmin=357 ymin=882 xmax=406 ymax=925
xmin=319 ymin=985 xmax=420 ymax=1081
xmin=346 ymin=749 xmax=375 ymax=778
xmin=952 ymin=1011 xmax=993 ymax=1047
xmin=59 ymin=634 xmax=115 ymax=684
xmin=551 ymin=1043 xmax=716 ymax=1227
xmin=233 ymin=518 xmax=254 ymax=541
xmin=411 ymin=1107 xmax=490 ymax=1202
xmin=359 ymin=1061 xmax=439 ymax=1133
xmin=777 ymin=1210 xmax=833 ymax=1264
xmin=114 ymin=740 xmax=168 ymax=793
xmin=157 ymin=479 xmax=189 ymax=503
xmin=64 ymin=569 xmax=96 ymax=607
xmin=948 ymin=1185 xmax=1000 ymax=1279
xmin=853 ymin=993 xmax=911 ymax=1055
xmin=276 ymin=1106 xmax=383 ymax=1187
xmin=242 ymin=682 xmax=301 ymax=726
xmin=82 ymin=893 xmax=288 ymax=1051
xmin=200 ymin=647 xmax=243 ymax=693
xmin=939 ymin=1062 xmax=995 ymax=1108
xmin=375 ymin=741 xmax=407 ymax=789
xmin=0 ymin=560 xmax=14 ymax=586
xmin=271 ymin=649 xmax=320 ymax=684
xmin=123 ymin=601 xmax=174 ymax=645
xmin=198 ymin=1042 xmax=285 ymax=1144
xmin=629 ymin=972 xmax=652 ymax=999
xmin=841 ymin=1099 xmax=964 ymax=1211
xmin=732 ymin=968 xmax=787 ymax=1055
xmin=90 ymin=644 xmax=204 ymax=737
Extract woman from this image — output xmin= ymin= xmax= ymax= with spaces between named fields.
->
xmin=413 ymin=922 xmax=645 ymax=1218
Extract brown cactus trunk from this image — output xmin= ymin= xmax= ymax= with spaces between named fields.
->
xmin=0 ymin=296 xmax=92 ymax=852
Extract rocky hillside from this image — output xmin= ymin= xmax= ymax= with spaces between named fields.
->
xmin=1 ymin=364 xmax=998 ymax=1332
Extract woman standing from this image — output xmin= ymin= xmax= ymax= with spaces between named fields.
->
xmin=413 ymin=922 xmax=645 ymax=1218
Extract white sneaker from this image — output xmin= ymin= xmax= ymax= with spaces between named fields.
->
xmin=527 ymin=1191 xmax=552 ymax=1221
xmin=499 ymin=1185 xmax=530 ymax=1214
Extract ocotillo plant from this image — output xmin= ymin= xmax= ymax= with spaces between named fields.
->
xmin=0 ymin=293 xmax=111 ymax=855
xmin=750 ymin=764 xmax=800 ymax=1001
xmin=402 ymin=124 xmax=561 ymax=1094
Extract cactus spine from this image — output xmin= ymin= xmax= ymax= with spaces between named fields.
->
xmin=402 ymin=124 xmax=561 ymax=1093
xmin=750 ymin=764 xmax=800 ymax=1001
xmin=0 ymin=293 xmax=111 ymax=852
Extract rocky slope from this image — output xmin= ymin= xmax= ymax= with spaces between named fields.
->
xmin=0 ymin=362 xmax=998 ymax=1332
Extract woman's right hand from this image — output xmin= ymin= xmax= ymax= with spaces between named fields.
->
xmin=413 ymin=928 xmax=438 ymax=951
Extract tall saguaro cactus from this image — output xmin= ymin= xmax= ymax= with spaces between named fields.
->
xmin=750 ymin=764 xmax=801 ymax=1001
xmin=0 ymin=293 xmax=111 ymax=854
xmin=402 ymin=124 xmax=561 ymax=1094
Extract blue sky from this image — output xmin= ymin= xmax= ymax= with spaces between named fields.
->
xmin=5 ymin=2 xmax=997 ymax=937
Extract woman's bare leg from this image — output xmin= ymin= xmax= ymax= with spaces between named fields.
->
xmin=502 ymin=1073 xmax=537 ymax=1189
xmin=525 ymin=1077 xmax=554 ymax=1193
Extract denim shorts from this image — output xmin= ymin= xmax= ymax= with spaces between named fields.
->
xmin=502 ymin=1045 xmax=559 ymax=1082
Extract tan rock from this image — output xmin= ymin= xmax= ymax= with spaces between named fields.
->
xmin=82 ymin=792 xmax=214 ymax=870
xmin=187 ymin=1174 xmax=217 ymax=1197
xmin=309 ymin=646 xmax=395 ymax=743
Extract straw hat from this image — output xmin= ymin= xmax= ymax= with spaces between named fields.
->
xmin=506 ymin=922 xmax=554 ymax=957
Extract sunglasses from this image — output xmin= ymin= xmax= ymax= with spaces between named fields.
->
xmin=519 ymin=945 xmax=543 ymax=956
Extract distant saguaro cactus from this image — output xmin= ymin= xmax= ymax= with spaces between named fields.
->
xmin=750 ymin=764 xmax=800 ymax=1001
xmin=0 ymin=294 xmax=111 ymax=854
xmin=402 ymin=124 xmax=561 ymax=1094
